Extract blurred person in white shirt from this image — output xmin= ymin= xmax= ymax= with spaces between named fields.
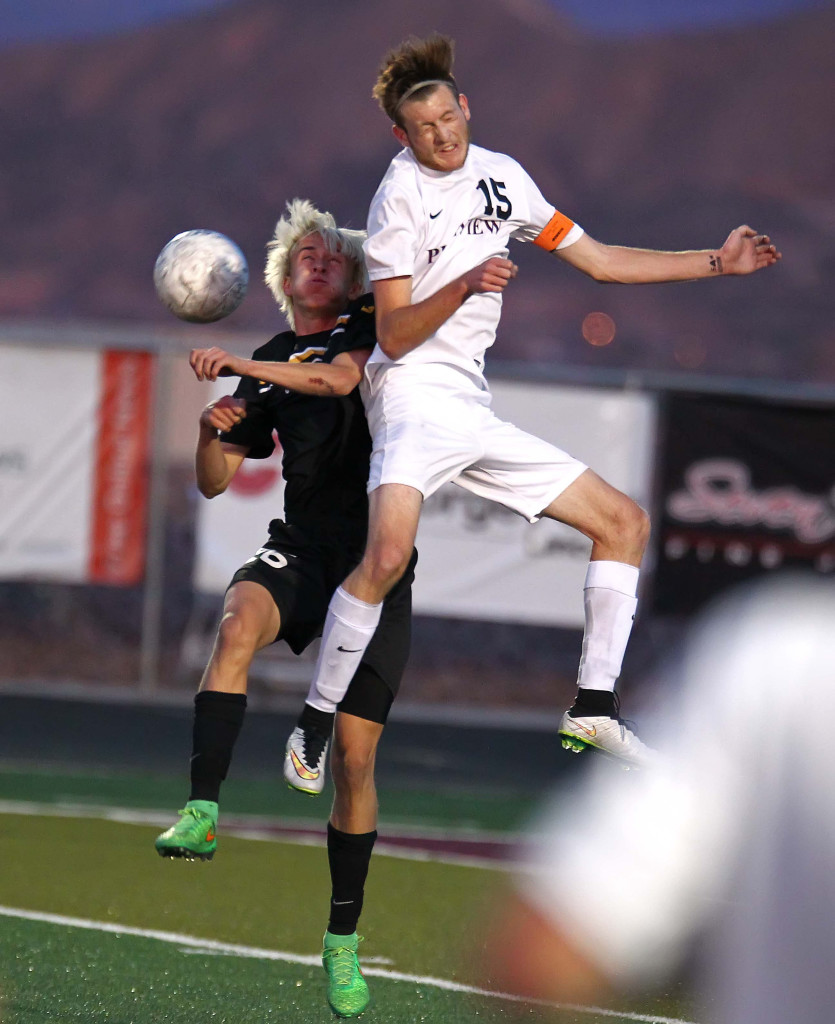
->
xmin=487 ymin=574 xmax=835 ymax=1024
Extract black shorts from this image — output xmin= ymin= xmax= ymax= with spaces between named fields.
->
xmin=229 ymin=521 xmax=416 ymax=725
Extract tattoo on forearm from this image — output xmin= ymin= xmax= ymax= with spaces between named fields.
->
xmin=710 ymin=255 xmax=724 ymax=274
xmin=310 ymin=376 xmax=337 ymax=394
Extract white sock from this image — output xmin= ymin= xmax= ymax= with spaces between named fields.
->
xmin=305 ymin=586 xmax=382 ymax=713
xmin=576 ymin=561 xmax=639 ymax=693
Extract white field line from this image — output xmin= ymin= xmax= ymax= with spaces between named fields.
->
xmin=0 ymin=799 xmax=513 ymax=871
xmin=0 ymin=905 xmax=697 ymax=1024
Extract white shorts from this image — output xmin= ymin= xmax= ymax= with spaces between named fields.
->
xmin=362 ymin=362 xmax=587 ymax=523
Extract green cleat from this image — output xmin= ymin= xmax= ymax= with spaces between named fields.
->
xmin=154 ymin=801 xmax=218 ymax=861
xmin=561 ymin=733 xmax=588 ymax=754
xmin=322 ymin=931 xmax=370 ymax=1018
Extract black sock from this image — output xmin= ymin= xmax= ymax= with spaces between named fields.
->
xmin=298 ymin=703 xmax=335 ymax=738
xmin=188 ymin=691 xmax=247 ymax=803
xmin=327 ymin=823 xmax=377 ymax=936
xmin=569 ymin=688 xmax=617 ymax=718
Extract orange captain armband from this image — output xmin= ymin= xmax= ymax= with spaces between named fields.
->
xmin=533 ymin=210 xmax=575 ymax=251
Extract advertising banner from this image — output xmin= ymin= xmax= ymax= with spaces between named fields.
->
xmin=0 ymin=344 xmax=152 ymax=584
xmin=654 ymin=394 xmax=835 ymax=614
xmin=194 ymin=376 xmax=656 ymax=627
xmin=89 ymin=351 xmax=154 ymax=584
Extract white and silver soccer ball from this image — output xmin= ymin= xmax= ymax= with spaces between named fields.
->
xmin=153 ymin=229 xmax=249 ymax=323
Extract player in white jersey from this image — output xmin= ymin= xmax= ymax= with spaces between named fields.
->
xmin=283 ymin=33 xmax=781 ymax=781
xmin=362 ymin=143 xmax=583 ymax=378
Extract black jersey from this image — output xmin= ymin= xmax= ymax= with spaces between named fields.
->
xmin=220 ymin=294 xmax=376 ymax=547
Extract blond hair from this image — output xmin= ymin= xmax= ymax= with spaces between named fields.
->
xmin=264 ymin=199 xmax=368 ymax=329
xmin=372 ymin=34 xmax=459 ymax=126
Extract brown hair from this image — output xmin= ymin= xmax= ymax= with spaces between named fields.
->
xmin=372 ymin=34 xmax=459 ymax=126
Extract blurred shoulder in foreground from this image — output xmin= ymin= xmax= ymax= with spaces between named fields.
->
xmin=487 ymin=573 xmax=835 ymax=1024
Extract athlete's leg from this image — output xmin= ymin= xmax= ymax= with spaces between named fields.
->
xmin=321 ymin=714 xmax=384 ymax=1018
xmin=327 ymin=712 xmax=383 ymax=940
xmin=155 ymin=582 xmax=280 ymax=858
xmin=541 ymin=468 xmax=649 ymax=692
xmin=345 ymin=483 xmax=423 ymax=603
xmin=330 ymin=712 xmax=384 ymax=835
xmin=287 ymin=546 xmax=416 ymax=797
xmin=305 ymin=483 xmax=421 ymax=714
xmin=190 ymin=581 xmax=280 ymax=799
xmin=540 ymin=470 xmax=653 ymax=766
xmin=199 ymin=580 xmax=282 ymax=695
xmin=540 ymin=467 xmax=649 ymax=568
xmin=318 ymin=547 xmax=413 ymax=1016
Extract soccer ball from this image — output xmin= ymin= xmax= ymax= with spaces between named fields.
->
xmin=153 ymin=229 xmax=249 ymax=323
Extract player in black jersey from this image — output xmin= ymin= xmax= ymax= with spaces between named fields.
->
xmin=154 ymin=199 xmax=414 ymax=1018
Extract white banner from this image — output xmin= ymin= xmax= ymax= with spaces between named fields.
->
xmin=0 ymin=344 xmax=152 ymax=584
xmin=0 ymin=346 xmax=99 ymax=581
xmin=194 ymin=376 xmax=655 ymax=627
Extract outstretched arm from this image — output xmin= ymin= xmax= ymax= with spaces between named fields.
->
xmin=190 ymin=348 xmax=371 ymax=396
xmin=373 ymin=256 xmax=518 ymax=361
xmin=556 ymin=225 xmax=781 ymax=283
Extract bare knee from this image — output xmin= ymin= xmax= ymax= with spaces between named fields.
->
xmin=624 ymin=500 xmax=651 ymax=551
xmin=214 ymin=609 xmax=260 ymax=664
xmin=362 ymin=540 xmax=411 ymax=592
xmin=593 ymin=496 xmax=650 ymax=562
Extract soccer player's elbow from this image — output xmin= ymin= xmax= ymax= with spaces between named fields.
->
xmin=334 ymin=370 xmax=362 ymax=395
xmin=375 ymin=314 xmax=406 ymax=359
xmin=378 ymin=329 xmax=412 ymax=360
xmin=199 ymin=480 xmax=226 ymax=499
xmin=586 ymin=260 xmax=620 ymax=284
xmin=376 ymin=327 xmax=397 ymax=358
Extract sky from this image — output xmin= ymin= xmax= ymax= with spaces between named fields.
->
xmin=0 ymin=0 xmax=829 ymax=46
xmin=554 ymin=0 xmax=829 ymax=33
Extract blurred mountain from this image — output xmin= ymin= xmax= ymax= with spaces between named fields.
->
xmin=0 ymin=0 xmax=234 ymax=48
xmin=2 ymin=0 xmax=833 ymax=381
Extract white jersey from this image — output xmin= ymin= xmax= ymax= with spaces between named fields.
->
xmin=363 ymin=143 xmax=583 ymax=378
xmin=516 ymin=577 xmax=835 ymax=1023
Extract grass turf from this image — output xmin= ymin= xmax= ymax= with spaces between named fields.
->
xmin=0 ymin=813 xmax=695 ymax=1023
xmin=0 ymin=814 xmax=500 ymax=982
xmin=0 ymin=914 xmax=547 ymax=1024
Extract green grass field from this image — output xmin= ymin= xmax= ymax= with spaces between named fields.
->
xmin=0 ymin=764 xmax=538 ymax=835
xmin=0 ymin=766 xmax=696 ymax=1023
